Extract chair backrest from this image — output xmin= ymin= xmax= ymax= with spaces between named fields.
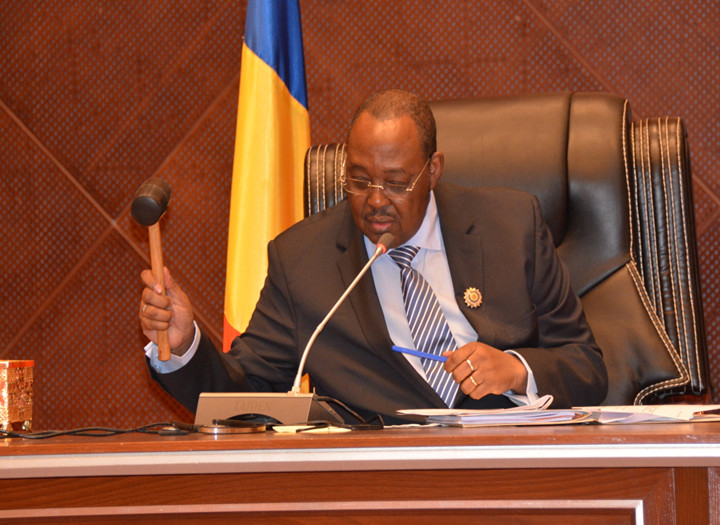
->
xmin=304 ymin=92 xmax=709 ymax=405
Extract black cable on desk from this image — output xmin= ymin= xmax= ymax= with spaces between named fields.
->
xmin=0 ymin=422 xmax=184 ymax=439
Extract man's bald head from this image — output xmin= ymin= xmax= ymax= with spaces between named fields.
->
xmin=348 ymin=89 xmax=436 ymax=159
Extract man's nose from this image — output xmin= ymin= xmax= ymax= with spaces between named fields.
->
xmin=366 ymin=185 xmax=391 ymax=207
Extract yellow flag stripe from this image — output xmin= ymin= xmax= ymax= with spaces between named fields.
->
xmin=223 ymin=43 xmax=310 ymax=350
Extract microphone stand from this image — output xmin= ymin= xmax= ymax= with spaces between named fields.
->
xmin=194 ymin=233 xmax=394 ymax=427
xmin=291 ymin=235 xmax=392 ymax=393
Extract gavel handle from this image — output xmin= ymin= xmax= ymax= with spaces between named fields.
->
xmin=148 ymin=223 xmax=171 ymax=361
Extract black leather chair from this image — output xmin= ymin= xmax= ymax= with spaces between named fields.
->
xmin=304 ymin=92 xmax=709 ymax=405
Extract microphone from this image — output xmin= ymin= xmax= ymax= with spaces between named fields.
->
xmin=291 ymin=232 xmax=394 ymax=393
xmin=194 ymin=232 xmax=395 ymax=427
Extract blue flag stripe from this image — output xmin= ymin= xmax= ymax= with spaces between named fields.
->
xmin=244 ymin=0 xmax=308 ymax=109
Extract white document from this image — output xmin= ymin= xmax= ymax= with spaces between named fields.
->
xmin=396 ymin=395 xmax=587 ymax=426
xmin=398 ymin=398 xmax=720 ymax=427
xmin=573 ymin=404 xmax=720 ymax=424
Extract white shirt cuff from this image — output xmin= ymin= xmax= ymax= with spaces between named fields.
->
xmin=502 ymin=350 xmax=539 ymax=405
xmin=144 ymin=321 xmax=200 ymax=374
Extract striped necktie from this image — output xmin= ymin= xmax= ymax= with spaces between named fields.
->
xmin=389 ymin=245 xmax=459 ymax=407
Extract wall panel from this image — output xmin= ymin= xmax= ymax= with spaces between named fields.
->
xmin=1 ymin=0 xmax=717 ymax=430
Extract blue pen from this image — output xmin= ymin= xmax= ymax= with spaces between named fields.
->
xmin=392 ymin=345 xmax=447 ymax=362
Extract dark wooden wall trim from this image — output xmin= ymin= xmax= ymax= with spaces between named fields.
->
xmin=1 ymin=1 xmax=718 ymax=429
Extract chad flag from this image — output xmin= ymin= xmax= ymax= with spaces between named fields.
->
xmin=223 ymin=0 xmax=310 ymax=351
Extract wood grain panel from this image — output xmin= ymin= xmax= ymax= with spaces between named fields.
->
xmin=711 ymin=467 xmax=720 ymax=525
xmin=0 ymin=468 xmax=672 ymax=524
xmin=0 ymin=0 xmax=717 ymax=433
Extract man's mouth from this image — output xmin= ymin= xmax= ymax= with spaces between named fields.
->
xmin=367 ymin=214 xmax=394 ymax=224
xmin=365 ymin=214 xmax=395 ymax=233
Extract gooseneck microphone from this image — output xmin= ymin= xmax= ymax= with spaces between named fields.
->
xmin=290 ymin=232 xmax=395 ymax=393
xmin=194 ymin=233 xmax=395 ymax=427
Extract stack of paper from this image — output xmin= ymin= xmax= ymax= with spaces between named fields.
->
xmin=397 ymin=397 xmax=720 ymax=427
xmin=397 ymin=395 xmax=588 ymax=427
xmin=573 ymin=404 xmax=720 ymax=424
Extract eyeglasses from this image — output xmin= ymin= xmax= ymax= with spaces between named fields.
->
xmin=342 ymin=156 xmax=432 ymax=198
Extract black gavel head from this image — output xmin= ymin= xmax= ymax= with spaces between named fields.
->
xmin=131 ymin=178 xmax=171 ymax=226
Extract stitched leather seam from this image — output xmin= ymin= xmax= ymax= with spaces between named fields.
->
xmin=669 ymin=116 xmax=701 ymax=380
xmin=660 ymin=117 xmax=689 ymax=373
xmin=636 ymin=120 xmax=658 ymax=308
xmin=332 ymin=143 xmax=339 ymax=205
xmin=630 ymin=118 xmax=689 ymax=401
xmin=305 ymin=146 xmax=313 ymax=215
xmin=335 ymin=143 xmax=346 ymax=205
xmin=644 ymin=119 xmax=661 ymax=313
xmin=632 ymin=120 xmax=647 ymax=294
xmin=657 ymin=117 xmax=684 ymax=365
xmin=622 ymin=100 xmax=635 ymax=262
xmin=627 ymin=261 xmax=689 ymax=403
xmin=322 ymin=143 xmax=329 ymax=211
xmin=629 ymin=120 xmax=641 ymax=272
xmin=647 ymin=119 xmax=662 ymax=314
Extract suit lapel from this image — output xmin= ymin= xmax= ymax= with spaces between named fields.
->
xmin=336 ymin=209 xmax=384 ymax=339
xmin=436 ymin=183 xmax=510 ymax=407
xmin=435 ymin=184 xmax=489 ymax=333
xmin=334 ymin=204 xmax=451 ymax=407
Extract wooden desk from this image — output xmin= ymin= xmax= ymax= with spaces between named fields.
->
xmin=1 ymin=423 xmax=719 ymax=524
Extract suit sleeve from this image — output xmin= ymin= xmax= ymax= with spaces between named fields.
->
xmin=512 ymin=197 xmax=608 ymax=407
xmin=149 ymin=238 xmax=300 ymax=412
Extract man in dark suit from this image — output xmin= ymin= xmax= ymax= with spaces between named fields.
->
xmin=139 ymin=89 xmax=608 ymax=424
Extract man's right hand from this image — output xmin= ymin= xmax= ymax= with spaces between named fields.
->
xmin=139 ymin=267 xmax=195 ymax=356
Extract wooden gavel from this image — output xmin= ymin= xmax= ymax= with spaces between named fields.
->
xmin=131 ymin=178 xmax=172 ymax=361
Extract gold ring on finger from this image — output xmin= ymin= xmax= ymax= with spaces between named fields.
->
xmin=142 ymin=304 xmax=148 ymax=313
xmin=469 ymin=375 xmax=478 ymax=387
xmin=465 ymin=358 xmax=474 ymax=372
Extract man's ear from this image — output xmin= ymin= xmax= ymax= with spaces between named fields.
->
xmin=428 ymin=151 xmax=444 ymax=189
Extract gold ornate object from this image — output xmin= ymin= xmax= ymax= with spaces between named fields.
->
xmin=0 ymin=360 xmax=34 ymax=432
xmin=463 ymin=287 xmax=483 ymax=308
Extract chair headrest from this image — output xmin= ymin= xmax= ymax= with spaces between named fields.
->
xmin=430 ymin=92 xmax=631 ymax=294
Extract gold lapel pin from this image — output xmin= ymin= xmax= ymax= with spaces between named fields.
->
xmin=463 ymin=287 xmax=482 ymax=308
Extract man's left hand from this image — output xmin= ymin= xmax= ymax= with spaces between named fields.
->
xmin=443 ymin=342 xmax=528 ymax=399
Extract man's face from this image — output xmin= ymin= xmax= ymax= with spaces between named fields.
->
xmin=345 ymin=113 xmax=442 ymax=248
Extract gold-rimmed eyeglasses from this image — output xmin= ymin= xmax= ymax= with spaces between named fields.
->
xmin=341 ymin=156 xmax=432 ymax=198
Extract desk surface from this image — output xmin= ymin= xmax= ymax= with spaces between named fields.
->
xmin=2 ymin=421 xmax=720 ymax=479
xmin=2 ymin=423 xmax=719 ymax=524
xmin=3 ymin=420 xmax=720 ymax=454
